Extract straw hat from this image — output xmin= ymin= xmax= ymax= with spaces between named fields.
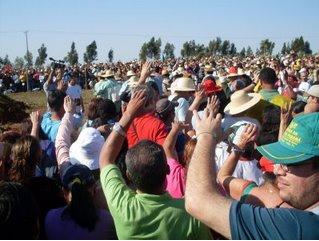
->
xmin=224 ymin=90 xmax=261 ymax=115
xmin=99 ymin=69 xmax=115 ymax=78
xmin=172 ymin=77 xmax=196 ymax=92
xmin=204 ymin=64 xmax=214 ymax=73
xmin=126 ymin=70 xmax=136 ymax=77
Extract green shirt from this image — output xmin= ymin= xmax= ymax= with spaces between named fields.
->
xmin=100 ymin=164 xmax=212 ymax=240
xmin=94 ymin=79 xmax=121 ymax=100
xmin=259 ymin=89 xmax=292 ymax=108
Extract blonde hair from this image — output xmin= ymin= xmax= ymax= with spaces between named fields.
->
xmin=9 ymin=136 xmax=41 ymax=183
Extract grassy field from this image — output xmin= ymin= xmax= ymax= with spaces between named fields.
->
xmin=3 ymin=90 xmax=94 ymax=131
xmin=8 ymin=89 xmax=94 ymax=113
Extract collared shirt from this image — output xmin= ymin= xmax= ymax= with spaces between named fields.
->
xmin=94 ymin=78 xmax=122 ymax=102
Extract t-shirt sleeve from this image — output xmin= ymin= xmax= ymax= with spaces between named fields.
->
xmin=154 ymin=121 xmax=168 ymax=146
xmin=229 ymin=201 xmax=319 ymax=239
xmin=100 ymin=164 xmax=136 ymax=217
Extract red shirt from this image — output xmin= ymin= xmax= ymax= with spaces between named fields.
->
xmin=126 ymin=113 xmax=168 ymax=148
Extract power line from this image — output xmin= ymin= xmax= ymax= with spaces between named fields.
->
xmin=1 ymin=30 xmax=319 ymax=40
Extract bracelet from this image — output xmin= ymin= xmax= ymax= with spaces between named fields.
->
xmin=231 ymin=146 xmax=245 ymax=154
xmin=196 ymin=132 xmax=218 ymax=141
xmin=112 ymin=122 xmax=126 ymax=138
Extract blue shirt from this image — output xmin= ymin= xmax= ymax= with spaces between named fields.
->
xmin=40 ymin=112 xmax=61 ymax=142
xmin=230 ymin=201 xmax=319 ymax=239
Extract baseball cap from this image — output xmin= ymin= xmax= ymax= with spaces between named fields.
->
xmin=306 ymin=85 xmax=319 ymax=98
xmin=61 ymin=163 xmax=95 ymax=190
xmin=257 ymin=112 xmax=319 ymax=164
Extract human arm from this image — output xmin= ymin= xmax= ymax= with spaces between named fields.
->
xmin=55 ymin=96 xmax=75 ymax=167
xmin=99 ymin=90 xmax=146 ymax=170
xmin=185 ymin=108 xmax=232 ymax=239
xmin=217 ymin=124 xmax=258 ymax=200
xmin=137 ymin=61 xmax=151 ymax=85
xmin=30 ymin=111 xmax=42 ymax=138
xmin=279 ymin=101 xmax=292 ymax=139
xmin=163 ymin=121 xmax=188 ymax=160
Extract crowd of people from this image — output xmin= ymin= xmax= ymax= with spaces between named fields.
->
xmin=1 ymin=51 xmax=319 ymax=239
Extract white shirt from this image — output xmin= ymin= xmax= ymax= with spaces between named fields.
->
xmin=215 ymin=142 xmax=264 ymax=186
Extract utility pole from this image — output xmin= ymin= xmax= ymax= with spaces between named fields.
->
xmin=24 ymin=30 xmax=30 ymax=91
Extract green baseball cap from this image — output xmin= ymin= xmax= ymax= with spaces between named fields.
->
xmin=257 ymin=112 xmax=319 ymax=164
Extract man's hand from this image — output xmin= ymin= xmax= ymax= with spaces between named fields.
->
xmin=138 ymin=61 xmax=151 ymax=84
xmin=236 ymin=124 xmax=258 ymax=150
xmin=171 ymin=121 xmax=189 ymax=133
xmin=193 ymin=108 xmax=222 ymax=141
xmin=30 ymin=111 xmax=42 ymax=126
xmin=281 ymin=101 xmax=292 ymax=125
xmin=125 ymin=90 xmax=147 ymax=118
xmin=206 ymin=95 xmax=220 ymax=117
xmin=64 ymin=96 xmax=76 ymax=113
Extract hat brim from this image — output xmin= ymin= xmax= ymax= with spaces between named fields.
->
xmin=224 ymin=93 xmax=261 ymax=115
xmin=204 ymin=87 xmax=223 ymax=94
xmin=227 ymin=73 xmax=242 ymax=78
xmin=174 ymin=88 xmax=196 ymax=92
xmin=257 ymin=142 xmax=314 ymax=165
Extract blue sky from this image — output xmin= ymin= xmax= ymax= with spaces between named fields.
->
xmin=1 ymin=0 xmax=319 ymax=63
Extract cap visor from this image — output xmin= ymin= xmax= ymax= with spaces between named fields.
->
xmin=257 ymin=142 xmax=313 ymax=165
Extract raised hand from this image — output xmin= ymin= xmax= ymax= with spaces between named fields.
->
xmin=125 ymin=90 xmax=147 ymax=118
xmin=281 ymin=101 xmax=292 ymax=125
xmin=139 ymin=61 xmax=152 ymax=83
xmin=30 ymin=111 xmax=42 ymax=126
xmin=206 ymin=95 xmax=220 ymax=117
xmin=193 ymin=108 xmax=222 ymax=141
xmin=64 ymin=96 xmax=76 ymax=113
xmin=236 ymin=124 xmax=258 ymax=150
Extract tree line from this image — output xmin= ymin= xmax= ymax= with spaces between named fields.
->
xmin=0 ymin=36 xmax=314 ymax=69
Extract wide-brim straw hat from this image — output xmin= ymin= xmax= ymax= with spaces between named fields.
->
xmin=99 ymin=69 xmax=115 ymax=78
xmin=224 ymin=90 xmax=261 ymax=115
xmin=172 ymin=77 xmax=196 ymax=92
xmin=126 ymin=70 xmax=136 ymax=77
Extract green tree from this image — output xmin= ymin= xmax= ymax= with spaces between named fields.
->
xmin=207 ymin=37 xmax=222 ymax=55
xmin=281 ymin=42 xmax=287 ymax=55
xmin=139 ymin=37 xmax=162 ymax=60
xmin=2 ymin=55 xmax=11 ymax=66
xmin=239 ymin=47 xmax=246 ymax=57
xmin=14 ymin=57 xmax=25 ymax=69
xmin=304 ymin=41 xmax=312 ymax=54
xmin=66 ymin=42 xmax=79 ymax=66
xmin=35 ymin=44 xmax=47 ymax=67
xmin=24 ymin=51 xmax=33 ymax=67
xmin=163 ymin=42 xmax=175 ymax=60
xmin=181 ymin=40 xmax=206 ymax=58
xmin=139 ymin=43 xmax=149 ymax=61
xmin=229 ymin=43 xmax=237 ymax=56
xmin=246 ymin=46 xmax=253 ymax=56
xmin=259 ymin=39 xmax=275 ymax=56
xmin=220 ymin=40 xmax=230 ymax=55
xmin=83 ymin=40 xmax=97 ymax=63
xmin=108 ymin=49 xmax=114 ymax=63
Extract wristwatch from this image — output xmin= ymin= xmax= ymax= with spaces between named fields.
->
xmin=113 ymin=122 xmax=126 ymax=137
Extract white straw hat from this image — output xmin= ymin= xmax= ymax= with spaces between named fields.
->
xmin=224 ymin=90 xmax=261 ymax=115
